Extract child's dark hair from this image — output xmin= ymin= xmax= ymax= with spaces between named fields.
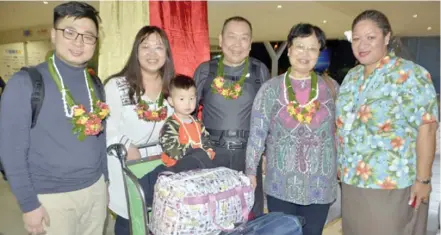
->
xmin=54 ymin=1 xmax=101 ymax=32
xmin=168 ymin=75 xmax=196 ymax=94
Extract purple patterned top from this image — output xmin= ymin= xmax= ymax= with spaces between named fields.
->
xmin=246 ymin=74 xmax=339 ymax=205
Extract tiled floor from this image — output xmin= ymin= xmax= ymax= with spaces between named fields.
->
xmin=0 ymin=177 xmax=27 ymax=235
xmin=0 ymin=178 xmax=116 ymax=235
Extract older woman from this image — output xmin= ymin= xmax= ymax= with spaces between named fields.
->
xmin=336 ymin=10 xmax=439 ymax=235
xmin=246 ymin=23 xmax=339 ymax=235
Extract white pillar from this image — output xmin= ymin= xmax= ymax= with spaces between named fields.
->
xmin=263 ymin=41 xmax=287 ymax=77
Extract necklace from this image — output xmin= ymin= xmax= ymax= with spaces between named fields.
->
xmin=300 ymin=79 xmax=307 ymax=89
xmin=211 ymin=55 xmax=249 ymax=100
xmin=284 ymin=67 xmax=320 ymax=124
xmin=48 ymin=55 xmax=109 ymax=140
xmin=173 ymin=114 xmax=201 ymax=146
xmin=50 ymin=55 xmax=93 ymax=118
xmin=135 ymin=93 xmax=168 ymax=122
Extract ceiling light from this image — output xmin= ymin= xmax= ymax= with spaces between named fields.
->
xmin=43 ymin=1 xmax=48 ymax=4
xmin=277 ymin=5 xmax=282 ymax=9
xmin=427 ymin=26 xmax=432 ymax=31
xmin=323 ymin=20 xmax=327 ymax=24
xmin=413 ymin=14 xmax=418 ymax=18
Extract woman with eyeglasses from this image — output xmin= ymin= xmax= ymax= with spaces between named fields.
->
xmin=246 ymin=23 xmax=339 ymax=235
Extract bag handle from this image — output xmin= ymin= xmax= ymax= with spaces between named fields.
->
xmin=208 ymin=187 xmax=250 ymax=232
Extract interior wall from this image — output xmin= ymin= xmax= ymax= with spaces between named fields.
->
xmin=0 ymin=25 xmax=51 ymax=45
xmin=0 ymin=40 xmax=52 ymax=81
xmin=396 ymin=36 xmax=440 ymax=93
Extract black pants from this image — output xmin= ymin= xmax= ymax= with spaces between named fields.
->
xmin=114 ymin=215 xmax=130 ymax=235
xmin=211 ymin=145 xmax=265 ymax=218
xmin=267 ymin=195 xmax=331 ymax=235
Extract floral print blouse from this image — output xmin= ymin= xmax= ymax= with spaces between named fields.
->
xmin=336 ymin=53 xmax=439 ymax=189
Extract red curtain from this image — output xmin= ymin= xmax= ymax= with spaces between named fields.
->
xmin=149 ymin=1 xmax=210 ymax=78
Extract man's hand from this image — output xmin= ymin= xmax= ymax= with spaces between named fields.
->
xmin=127 ymin=144 xmax=141 ymax=161
xmin=23 ymin=206 xmax=50 ymax=235
xmin=247 ymin=175 xmax=257 ymax=189
xmin=409 ymin=181 xmax=431 ymax=210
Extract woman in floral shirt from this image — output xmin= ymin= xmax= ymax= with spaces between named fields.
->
xmin=336 ymin=10 xmax=439 ymax=235
xmin=246 ymin=23 xmax=339 ymax=235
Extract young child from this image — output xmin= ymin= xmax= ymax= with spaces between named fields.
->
xmin=139 ymin=75 xmax=222 ymax=206
xmin=160 ymin=74 xmax=216 ymax=168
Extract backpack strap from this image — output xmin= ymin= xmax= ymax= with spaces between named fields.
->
xmin=248 ymin=59 xmax=262 ymax=95
xmin=322 ymin=73 xmax=336 ymax=101
xmin=21 ymin=67 xmax=45 ymax=129
xmin=202 ymin=59 xmax=219 ymax=97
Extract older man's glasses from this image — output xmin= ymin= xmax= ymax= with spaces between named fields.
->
xmin=56 ymin=28 xmax=98 ymax=45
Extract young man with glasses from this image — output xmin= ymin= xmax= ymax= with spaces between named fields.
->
xmin=0 ymin=2 xmax=108 ymax=235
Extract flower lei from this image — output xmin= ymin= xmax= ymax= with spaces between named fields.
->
xmin=48 ymin=55 xmax=110 ymax=141
xmin=135 ymin=93 xmax=168 ymax=122
xmin=211 ymin=56 xmax=249 ymax=100
xmin=285 ymin=67 xmax=320 ymax=124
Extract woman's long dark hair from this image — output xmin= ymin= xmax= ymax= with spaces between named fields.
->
xmin=106 ymin=26 xmax=175 ymax=103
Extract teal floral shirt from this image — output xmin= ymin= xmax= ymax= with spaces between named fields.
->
xmin=336 ymin=53 xmax=439 ymax=189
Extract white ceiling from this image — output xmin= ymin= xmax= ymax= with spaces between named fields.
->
xmin=0 ymin=1 xmax=439 ymax=42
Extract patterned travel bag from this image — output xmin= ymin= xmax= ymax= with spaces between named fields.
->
xmin=149 ymin=167 xmax=255 ymax=235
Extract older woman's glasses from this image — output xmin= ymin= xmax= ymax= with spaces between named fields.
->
xmin=55 ymin=28 xmax=98 ymax=45
xmin=293 ymin=43 xmax=320 ymax=56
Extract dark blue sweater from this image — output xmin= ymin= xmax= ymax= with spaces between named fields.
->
xmin=0 ymin=55 xmax=108 ymax=213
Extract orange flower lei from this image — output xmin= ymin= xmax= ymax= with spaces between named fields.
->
xmin=135 ymin=93 xmax=168 ymax=122
xmin=72 ymin=101 xmax=110 ymax=140
xmin=286 ymin=100 xmax=320 ymax=124
xmin=284 ymin=67 xmax=320 ymax=124
xmin=211 ymin=56 xmax=249 ymax=100
xmin=48 ymin=55 xmax=109 ymax=141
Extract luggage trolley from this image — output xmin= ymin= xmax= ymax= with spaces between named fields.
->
xmin=107 ymin=143 xmax=162 ymax=235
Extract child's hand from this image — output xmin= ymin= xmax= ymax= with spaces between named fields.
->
xmin=206 ymin=148 xmax=216 ymax=160
xmin=127 ymin=144 xmax=141 ymax=161
xmin=247 ymin=175 xmax=257 ymax=189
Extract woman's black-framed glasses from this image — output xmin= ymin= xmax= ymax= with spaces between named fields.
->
xmin=56 ymin=28 xmax=98 ymax=45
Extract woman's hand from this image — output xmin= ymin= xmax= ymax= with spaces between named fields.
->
xmin=127 ymin=144 xmax=141 ymax=161
xmin=409 ymin=181 xmax=431 ymax=210
xmin=247 ymin=175 xmax=257 ymax=189
xmin=337 ymin=167 xmax=341 ymax=182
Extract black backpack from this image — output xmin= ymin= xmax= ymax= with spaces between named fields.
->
xmin=21 ymin=67 xmax=105 ymax=129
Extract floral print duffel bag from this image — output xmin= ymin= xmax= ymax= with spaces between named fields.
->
xmin=149 ymin=167 xmax=255 ymax=235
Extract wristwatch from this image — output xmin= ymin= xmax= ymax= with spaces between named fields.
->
xmin=416 ymin=178 xmax=431 ymax=184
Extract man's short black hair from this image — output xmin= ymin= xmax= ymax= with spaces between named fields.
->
xmin=54 ymin=1 xmax=101 ymax=33
xmin=221 ymin=16 xmax=252 ymax=36
xmin=168 ymin=75 xmax=196 ymax=95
